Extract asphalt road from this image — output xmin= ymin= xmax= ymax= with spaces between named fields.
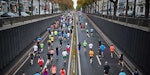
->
xmin=76 ymin=13 xmax=131 ymax=75
xmin=15 ymin=12 xmax=131 ymax=75
xmin=15 ymin=19 xmax=72 ymax=75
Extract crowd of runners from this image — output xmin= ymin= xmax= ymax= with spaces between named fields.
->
xmin=20 ymin=11 xmax=139 ymax=75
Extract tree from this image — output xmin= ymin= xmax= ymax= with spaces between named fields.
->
xmin=145 ymin=0 xmax=149 ymax=19
xmin=125 ymin=0 xmax=128 ymax=16
xmin=110 ymin=0 xmax=118 ymax=16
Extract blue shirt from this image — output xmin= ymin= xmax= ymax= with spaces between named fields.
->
xmin=90 ymin=29 xmax=94 ymax=32
xmin=100 ymin=45 xmax=106 ymax=51
xmin=37 ymin=37 xmax=42 ymax=41
xmin=47 ymin=28 xmax=50 ymax=31
xmin=34 ymin=73 xmax=40 ymax=75
xmin=119 ymin=72 xmax=126 ymax=75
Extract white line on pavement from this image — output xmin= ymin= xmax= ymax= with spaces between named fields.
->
xmin=96 ymin=55 xmax=102 ymax=66
xmin=76 ymin=14 xmax=81 ymax=75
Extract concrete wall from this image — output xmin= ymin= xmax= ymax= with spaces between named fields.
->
xmin=0 ymin=16 xmax=59 ymax=74
xmin=88 ymin=15 xmax=150 ymax=75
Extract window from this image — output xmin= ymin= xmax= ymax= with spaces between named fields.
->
xmin=140 ymin=7 xmax=143 ymax=13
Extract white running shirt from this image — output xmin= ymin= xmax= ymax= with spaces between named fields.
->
xmin=33 ymin=45 xmax=38 ymax=51
xmin=89 ymin=43 xmax=93 ymax=49
xmin=62 ymin=51 xmax=68 ymax=56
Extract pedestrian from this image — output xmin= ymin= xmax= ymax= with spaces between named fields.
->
xmin=118 ymin=54 xmax=124 ymax=67
xmin=119 ymin=69 xmax=126 ymax=75
xmin=50 ymin=49 xmax=54 ymax=61
xmin=100 ymin=44 xmax=106 ymax=57
xmin=42 ymin=67 xmax=48 ymax=75
xmin=38 ymin=57 xmax=44 ymax=70
xmin=133 ymin=68 xmax=139 ymax=75
xmin=33 ymin=44 xmax=38 ymax=57
xmin=90 ymin=28 xmax=94 ymax=36
xmin=40 ymin=42 xmax=44 ymax=52
xmin=88 ymin=42 xmax=93 ymax=49
xmin=110 ymin=45 xmax=115 ymax=58
xmin=78 ymin=42 xmax=81 ymax=52
xmin=34 ymin=72 xmax=40 ymax=75
xmin=22 ymin=72 xmax=25 ymax=75
xmin=98 ymin=39 xmax=101 ymax=46
xmin=29 ymin=52 xmax=34 ymax=65
xmin=62 ymin=50 xmax=68 ymax=63
xmin=83 ymin=40 xmax=87 ymax=52
xmin=66 ymin=44 xmax=70 ymax=52
xmin=47 ymin=39 xmax=51 ymax=49
xmin=55 ymin=47 xmax=59 ymax=59
xmin=60 ymin=67 xmax=66 ymax=75
xmin=51 ymin=64 xmax=57 ymax=75
xmin=104 ymin=61 xmax=110 ymax=75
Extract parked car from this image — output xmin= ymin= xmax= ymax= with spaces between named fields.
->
xmin=1 ymin=12 xmax=18 ymax=17
xmin=21 ymin=12 xmax=30 ymax=16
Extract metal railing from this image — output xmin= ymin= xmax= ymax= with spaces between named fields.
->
xmin=0 ymin=13 xmax=60 ymax=27
xmin=90 ymin=13 xmax=150 ymax=28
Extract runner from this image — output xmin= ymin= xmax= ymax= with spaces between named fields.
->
xmin=66 ymin=44 xmax=70 ymax=52
xmin=88 ymin=42 xmax=93 ymax=49
xmin=104 ymin=61 xmax=110 ymax=75
xmin=47 ymin=39 xmax=51 ymax=49
xmin=55 ymin=46 xmax=59 ymax=59
xmin=29 ymin=52 xmax=34 ymax=65
xmin=78 ymin=42 xmax=81 ymax=52
xmin=33 ymin=44 xmax=38 ymax=57
xmin=85 ymin=22 xmax=88 ymax=28
xmin=51 ymin=64 xmax=57 ymax=75
xmin=42 ymin=67 xmax=48 ymax=75
xmin=47 ymin=51 xmax=51 ymax=64
xmin=38 ymin=57 xmax=44 ymax=70
xmin=50 ymin=49 xmax=54 ymax=61
xmin=89 ymin=49 xmax=94 ymax=63
xmin=86 ymin=29 xmax=90 ymax=37
xmin=34 ymin=72 xmax=40 ymax=75
xmin=62 ymin=50 xmax=68 ymax=63
xmin=60 ymin=68 xmax=66 ymax=75
xmin=133 ymin=68 xmax=139 ymax=75
xmin=118 ymin=54 xmax=124 ymax=67
xmin=98 ymin=39 xmax=101 ymax=47
xmin=83 ymin=40 xmax=87 ymax=52
xmin=90 ymin=28 xmax=94 ymax=36
xmin=100 ymin=44 xmax=106 ymax=58
xmin=59 ymin=36 xmax=63 ymax=47
xmin=110 ymin=45 xmax=115 ymax=58
xmin=40 ymin=42 xmax=44 ymax=52
xmin=119 ymin=69 xmax=126 ymax=75
xmin=51 ymin=35 xmax=54 ymax=46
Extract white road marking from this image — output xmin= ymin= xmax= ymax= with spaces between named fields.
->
xmin=96 ymin=55 xmax=102 ymax=66
xmin=76 ymin=13 xmax=81 ymax=75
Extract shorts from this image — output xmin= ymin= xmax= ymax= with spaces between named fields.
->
xmin=40 ymin=65 xmax=43 ymax=67
xmin=48 ymin=43 xmax=51 ymax=46
xmin=90 ymin=56 xmax=93 ymax=59
xmin=84 ymin=46 xmax=86 ymax=48
xmin=63 ymin=56 xmax=67 ymax=60
xmin=104 ymin=71 xmax=109 ymax=74
xmin=50 ymin=54 xmax=53 ymax=57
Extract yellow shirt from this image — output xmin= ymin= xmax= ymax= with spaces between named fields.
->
xmin=51 ymin=37 xmax=54 ymax=41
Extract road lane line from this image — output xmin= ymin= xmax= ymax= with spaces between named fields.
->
xmin=96 ymin=55 xmax=102 ymax=66
xmin=76 ymin=13 xmax=81 ymax=75
xmin=67 ymin=13 xmax=74 ymax=75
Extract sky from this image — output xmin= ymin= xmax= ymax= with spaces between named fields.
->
xmin=72 ymin=0 xmax=77 ymax=9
